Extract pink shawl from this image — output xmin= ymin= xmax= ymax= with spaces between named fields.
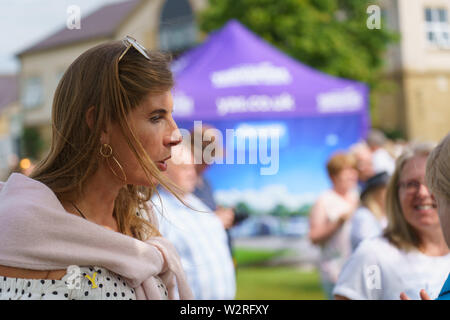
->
xmin=0 ymin=173 xmax=193 ymax=300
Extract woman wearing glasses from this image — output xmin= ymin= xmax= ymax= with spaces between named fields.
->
xmin=0 ymin=37 xmax=192 ymax=300
xmin=400 ymin=133 xmax=450 ymax=300
xmin=333 ymin=143 xmax=450 ymax=300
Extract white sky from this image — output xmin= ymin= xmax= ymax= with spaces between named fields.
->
xmin=0 ymin=0 xmax=126 ymax=74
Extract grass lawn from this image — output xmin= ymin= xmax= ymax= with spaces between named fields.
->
xmin=233 ymin=247 xmax=291 ymax=266
xmin=234 ymin=247 xmax=326 ymax=300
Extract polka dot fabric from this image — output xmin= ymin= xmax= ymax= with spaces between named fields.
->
xmin=0 ymin=266 xmax=168 ymax=300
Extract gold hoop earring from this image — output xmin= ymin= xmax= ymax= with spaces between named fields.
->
xmin=100 ymin=143 xmax=113 ymax=158
xmin=100 ymin=144 xmax=127 ymax=182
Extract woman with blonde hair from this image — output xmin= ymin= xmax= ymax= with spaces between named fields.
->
xmin=308 ymin=152 xmax=359 ymax=299
xmin=0 ymin=36 xmax=192 ymax=300
xmin=350 ymin=171 xmax=389 ymax=252
xmin=333 ymin=143 xmax=450 ymax=300
xmin=400 ymin=133 xmax=450 ymax=300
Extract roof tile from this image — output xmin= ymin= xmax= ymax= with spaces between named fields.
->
xmin=19 ymin=0 xmax=141 ymax=55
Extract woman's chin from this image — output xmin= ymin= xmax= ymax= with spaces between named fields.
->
xmin=128 ymin=176 xmax=159 ymax=188
xmin=411 ymin=216 xmax=441 ymax=230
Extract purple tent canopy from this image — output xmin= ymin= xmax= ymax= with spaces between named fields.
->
xmin=172 ymin=19 xmax=369 ymax=135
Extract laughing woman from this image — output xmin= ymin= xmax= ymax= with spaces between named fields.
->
xmin=400 ymin=133 xmax=450 ymax=300
xmin=333 ymin=143 xmax=450 ymax=300
xmin=0 ymin=36 xmax=192 ymax=300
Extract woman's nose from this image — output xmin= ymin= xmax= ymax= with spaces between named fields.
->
xmin=165 ymin=126 xmax=182 ymax=147
xmin=169 ymin=129 xmax=183 ymax=147
xmin=165 ymin=117 xmax=183 ymax=147
xmin=416 ymin=182 xmax=431 ymax=198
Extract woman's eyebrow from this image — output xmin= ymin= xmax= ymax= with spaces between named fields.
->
xmin=148 ymin=108 xmax=167 ymax=116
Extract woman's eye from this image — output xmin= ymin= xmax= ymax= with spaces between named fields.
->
xmin=150 ymin=116 xmax=162 ymax=123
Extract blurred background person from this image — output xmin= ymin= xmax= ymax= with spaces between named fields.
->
xmin=308 ymin=152 xmax=359 ymax=299
xmin=190 ymin=125 xmax=236 ymax=259
xmin=153 ymin=143 xmax=236 ymax=300
xmin=424 ymin=133 xmax=450 ymax=300
xmin=400 ymin=133 xmax=450 ymax=300
xmin=350 ymin=171 xmax=389 ymax=252
xmin=366 ymin=129 xmax=396 ymax=176
xmin=334 ymin=143 xmax=450 ymax=300
xmin=350 ymin=142 xmax=375 ymax=192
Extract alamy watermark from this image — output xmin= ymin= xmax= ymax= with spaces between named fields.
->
xmin=65 ymin=265 xmax=98 ymax=290
xmin=364 ymin=264 xmax=382 ymax=290
xmin=367 ymin=5 xmax=381 ymax=30
xmin=65 ymin=265 xmax=82 ymax=289
xmin=172 ymin=121 xmax=280 ymax=176
xmin=67 ymin=5 xmax=81 ymax=30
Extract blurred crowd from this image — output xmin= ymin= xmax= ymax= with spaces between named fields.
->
xmin=4 ymin=126 xmax=450 ymax=301
xmin=309 ymin=129 xmax=450 ymax=300
xmin=152 ymin=126 xmax=237 ymax=300
xmin=2 ymin=33 xmax=449 ymax=302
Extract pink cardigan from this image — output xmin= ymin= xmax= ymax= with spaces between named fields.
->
xmin=0 ymin=173 xmax=193 ymax=300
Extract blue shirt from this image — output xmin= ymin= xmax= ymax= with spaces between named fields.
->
xmin=194 ymin=177 xmax=217 ymax=211
xmin=152 ymin=191 xmax=236 ymax=300
xmin=436 ymin=273 xmax=450 ymax=300
xmin=194 ymin=177 xmax=234 ymax=255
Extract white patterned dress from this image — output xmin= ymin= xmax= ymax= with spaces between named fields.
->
xmin=0 ymin=266 xmax=168 ymax=300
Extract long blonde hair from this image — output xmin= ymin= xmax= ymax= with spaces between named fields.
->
xmin=383 ymin=143 xmax=435 ymax=251
xmin=361 ymin=186 xmax=385 ymax=221
xmin=30 ymin=40 xmax=181 ymax=241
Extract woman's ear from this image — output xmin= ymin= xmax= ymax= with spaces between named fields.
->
xmin=87 ymin=105 xmax=110 ymax=144
xmin=86 ymin=106 xmax=95 ymax=130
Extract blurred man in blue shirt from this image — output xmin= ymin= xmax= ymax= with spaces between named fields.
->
xmin=152 ymin=144 xmax=236 ymax=300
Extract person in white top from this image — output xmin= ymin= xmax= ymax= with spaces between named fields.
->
xmin=349 ymin=141 xmax=375 ymax=192
xmin=401 ymin=133 xmax=450 ymax=300
xmin=350 ymin=171 xmax=389 ymax=252
xmin=366 ymin=129 xmax=395 ymax=175
xmin=334 ymin=143 xmax=450 ymax=300
xmin=308 ymin=152 xmax=359 ymax=299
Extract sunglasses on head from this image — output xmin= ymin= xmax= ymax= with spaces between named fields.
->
xmin=118 ymin=35 xmax=150 ymax=62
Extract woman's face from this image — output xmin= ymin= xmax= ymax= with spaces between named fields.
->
xmin=355 ymin=148 xmax=374 ymax=182
xmin=331 ymin=166 xmax=358 ymax=193
xmin=398 ymin=155 xmax=440 ymax=233
xmin=166 ymin=160 xmax=198 ymax=195
xmin=107 ymin=90 xmax=182 ymax=186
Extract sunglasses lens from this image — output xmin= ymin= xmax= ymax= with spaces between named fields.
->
xmin=120 ymin=36 xmax=150 ymax=61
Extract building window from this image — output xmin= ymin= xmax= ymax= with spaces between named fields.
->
xmin=22 ymin=77 xmax=43 ymax=109
xmin=425 ymin=7 xmax=450 ymax=48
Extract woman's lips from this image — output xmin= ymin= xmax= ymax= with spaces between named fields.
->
xmin=156 ymin=161 xmax=167 ymax=171
xmin=412 ymin=203 xmax=437 ymax=215
xmin=156 ymin=156 xmax=170 ymax=171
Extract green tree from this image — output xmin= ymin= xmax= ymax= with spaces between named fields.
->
xmin=270 ymin=204 xmax=291 ymax=218
xmin=297 ymin=204 xmax=313 ymax=217
xmin=21 ymin=127 xmax=44 ymax=161
xmin=199 ymin=0 xmax=397 ymax=89
xmin=235 ymin=201 xmax=254 ymax=216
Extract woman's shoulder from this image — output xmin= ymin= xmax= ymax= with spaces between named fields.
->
xmin=354 ymin=236 xmax=399 ymax=259
xmin=314 ymin=190 xmax=339 ymax=207
xmin=353 ymin=206 xmax=373 ymax=216
xmin=352 ymin=207 xmax=378 ymax=223
xmin=318 ymin=189 xmax=335 ymax=199
xmin=0 ymin=174 xmax=60 ymax=216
